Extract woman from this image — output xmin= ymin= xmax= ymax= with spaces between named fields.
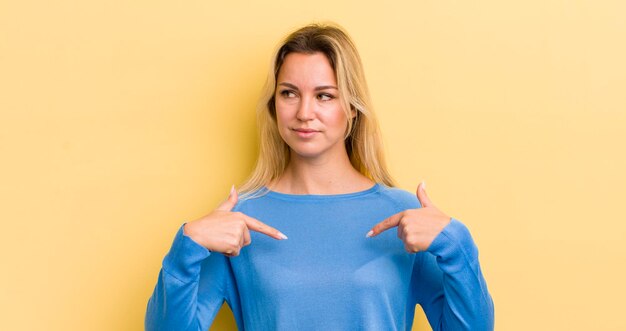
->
xmin=145 ymin=23 xmax=494 ymax=330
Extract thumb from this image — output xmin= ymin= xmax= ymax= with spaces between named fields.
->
xmin=216 ymin=184 xmax=238 ymax=211
xmin=416 ymin=180 xmax=433 ymax=208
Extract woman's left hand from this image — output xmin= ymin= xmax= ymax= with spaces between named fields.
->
xmin=366 ymin=181 xmax=452 ymax=253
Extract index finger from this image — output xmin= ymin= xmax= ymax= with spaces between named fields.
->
xmin=366 ymin=211 xmax=404 ymax=238
xmin=243 ymin=215 xmax=288 ymax=240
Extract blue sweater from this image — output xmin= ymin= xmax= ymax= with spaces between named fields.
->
xmin=145 ymin=183 xmax=494 ymax=330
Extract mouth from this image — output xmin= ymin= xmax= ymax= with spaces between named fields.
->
xmin=292 ymin=128 xmax=320 ymax=138
xmin=293 ymin=128 xmax=319 ymax=133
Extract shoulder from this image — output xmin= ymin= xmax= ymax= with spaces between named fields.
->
xmin=377 ymin=184 xmax=422 ymax=210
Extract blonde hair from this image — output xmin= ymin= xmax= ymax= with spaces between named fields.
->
xmin=238 ymin=22 xmax=396 ymax=200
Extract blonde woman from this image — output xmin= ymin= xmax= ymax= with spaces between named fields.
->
xmin=146 ymin=23 xmax=494 ymax=330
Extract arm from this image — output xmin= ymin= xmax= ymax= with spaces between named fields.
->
xmin=145 ymin=223 xmax=241 ymax=331
xmin=412 ymin=218 xmax=495 ymax=330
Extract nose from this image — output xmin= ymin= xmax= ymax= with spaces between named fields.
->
xmin=296 ymin=96 xmax=315 ymax=121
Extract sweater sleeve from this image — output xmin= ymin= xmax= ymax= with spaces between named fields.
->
xmin=145 ymin=223 xmax=242 ymax=331
xmin=411 ymin=218 xmax=495 ymax=330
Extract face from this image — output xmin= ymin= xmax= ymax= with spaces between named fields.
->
xmin=274 ymin=52 xmax=355 ymax=161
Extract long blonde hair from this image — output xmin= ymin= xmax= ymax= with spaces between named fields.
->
xmin=238 ymin=22 xmax=396 ymax=200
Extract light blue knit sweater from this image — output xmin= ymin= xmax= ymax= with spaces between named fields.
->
xmin=145 ymin=183 xmax=494 ymax=330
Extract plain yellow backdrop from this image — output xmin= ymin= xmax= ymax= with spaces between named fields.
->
xmin=1 ymin=0 xmax=625 ymax=330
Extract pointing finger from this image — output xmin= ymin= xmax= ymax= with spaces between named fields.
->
xmin=366 ymin=211 xmax=404 ymax=238
xmin=243 ymin=215 xmax=288 ymax=240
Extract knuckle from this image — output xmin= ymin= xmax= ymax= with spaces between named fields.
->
xmin=404 ymin=243 xmax=419 ymax=253
xmin=232 ymin=212 xmax=245 ymax=221
xmin=228 ymin=226 xmax=242 ymax=237
xmin=227 ymin=236 xmax=239 ymax=246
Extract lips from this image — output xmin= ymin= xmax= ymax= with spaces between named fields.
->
xmin=292 ymin=128 xmax=319 ymax=138
xmin=293 ymin=128 xmax=319 ymax=133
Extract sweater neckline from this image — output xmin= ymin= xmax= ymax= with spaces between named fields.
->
xmin=261 ymin=183 xmax=381 ymax=201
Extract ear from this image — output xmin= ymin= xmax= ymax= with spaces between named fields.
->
xmin=350 ymin=105 xmax=358 ymax=119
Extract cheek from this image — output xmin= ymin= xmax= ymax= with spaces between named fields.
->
xmin=323 ymin=110 xmax=349 ymax=133
xmin=275 ymin=108 xmax=288 ymax=127
xmin=274 ymin=96 xmax=297 ymax=118
xmin=274 ymin=104 xmax=293 ymax=138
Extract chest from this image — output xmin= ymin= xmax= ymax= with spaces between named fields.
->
xmin=230 ymin=206 xmax=415 ymax=301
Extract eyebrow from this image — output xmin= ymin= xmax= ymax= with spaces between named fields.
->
xmin=278 ymin=82 xmax=338 ymax=91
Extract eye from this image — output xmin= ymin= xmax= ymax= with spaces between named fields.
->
xmin=317 ymin=93 xmax=335 ymax=101
xmin=279 ymin=90 xmax=297 ymax=98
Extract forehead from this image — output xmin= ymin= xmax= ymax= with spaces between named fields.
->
xmin=277 ymin=52 xmax=337 ymax=86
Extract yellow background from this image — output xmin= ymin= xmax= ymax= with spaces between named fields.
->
xmin=1 ymin=0 xmax=624 ymax=330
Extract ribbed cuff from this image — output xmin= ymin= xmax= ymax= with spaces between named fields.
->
xmin=427 ymin=218 xmax=479 ymax=274
xmin=161 ymin=223 xmax=211 ymax=283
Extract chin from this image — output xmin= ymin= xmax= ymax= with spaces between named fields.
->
xmin=289 ymin=147 xmax=324 ymax=159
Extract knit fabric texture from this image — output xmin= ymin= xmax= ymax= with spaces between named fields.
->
xmin=145 ymin=183 xmax=494 ymax=330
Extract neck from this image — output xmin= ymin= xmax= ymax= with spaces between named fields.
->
xmin=269 ymin=146 xmax=374 ymax=195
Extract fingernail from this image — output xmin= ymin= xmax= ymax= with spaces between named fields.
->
xmin=278 ymin=232 xmax=288 ymax=240
xmin=421 ymin=180 xmax=426 ymax=190
xmin=230 ymin=184 xmax=235 ymax=197
xmin=365 ymin=230 xmax=374 ymax=238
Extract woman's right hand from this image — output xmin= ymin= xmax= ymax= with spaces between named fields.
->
xmin=183 ymin=185 xmax=288 ymax=257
